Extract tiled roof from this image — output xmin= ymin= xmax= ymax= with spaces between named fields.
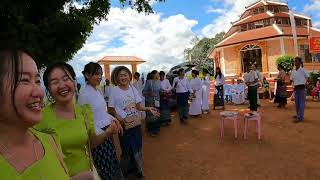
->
xmin=280 ymin=26 xmax=320 ymax=37
xmin=98 ymin=56 xmax=145 ymax=64
xmin=234 ymin=12 xmax=309 ymax=26
xmin=245 ymin=0 xmax=287 ymax=11
xmin=216 ymin=26 xmax=280 ymax=47
xmin=234 ymin=12 xmax=271 ymax=26
xmin=266 ymin=1 xmax=287 ymax=6
xmin=216 ymin=25 xmax=320 ymax=48
xmin=246 ymin=1 xmax=266 ymax=10
xmin=273 ymin=12 xmax=290 ymax=18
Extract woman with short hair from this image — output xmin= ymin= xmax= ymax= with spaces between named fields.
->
xmin=107 ymin=66 xmax=159 ymax=178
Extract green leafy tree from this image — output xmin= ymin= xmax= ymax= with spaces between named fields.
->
xmin=0 ymin=0 xmax=164 ymax=67
xmin=184 ymin=32 xmax=225 ymax=74
xmin=276 ymin=55 xmax=294 ymax=73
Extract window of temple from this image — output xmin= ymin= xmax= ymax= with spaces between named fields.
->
xmin=254 ymin=20 xmax=264 ymax=28
xmin=239 ymin=19 xmax=272 ymax=32
xmin=268 ymin=6 xmax=280 ymax=13
xmin=275 ymin=18 xmax=282 ymax=24
xmin=273 ymin=7 xmax=280 ymax=13
xmin=295 ymin=19 xmax=308 ymax=26
xmin=241 ymin=24 xmax=247 ymax=31
xmin=263 ymin=19 xmax=271 ymax=26
xmin=252 ymin=6 xmax=266 ymax=15
xmin=282 ymin=18 xmax=290 ymax=25
xmin=280 ymin=6 xmax=289 ymax=12
xmin=248 ymin=23 xmax=254 ymax=30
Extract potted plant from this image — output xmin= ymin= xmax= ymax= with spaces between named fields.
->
xmin=276 ymin=55 xmax=294 ymax=73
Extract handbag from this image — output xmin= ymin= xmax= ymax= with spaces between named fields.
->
xmin=123 ymin=86 xmax=144 ymax=130
xmin=80 ymin=105 xmax=101 ymax=180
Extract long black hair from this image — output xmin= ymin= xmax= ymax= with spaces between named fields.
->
xmin=192 ymin=69 xmax=199 ymax=76
xmin=215 ymin=67 xmax=222 ymax=79
xmin=0 ymin=49 xmax=31 ymax=116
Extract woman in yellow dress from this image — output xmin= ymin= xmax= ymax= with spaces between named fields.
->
xmin=0 ymin=49 xmax=69 ymax=180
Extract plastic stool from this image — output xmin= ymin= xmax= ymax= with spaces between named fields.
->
xmin=243 ymin=112 xmax=261 ymax=140
xmin=219 ymin=111 xmax=238 ymax=139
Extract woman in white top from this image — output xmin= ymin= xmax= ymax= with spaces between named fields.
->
xmin=159 ymin=71 xmax=173 ymax=126
xmin=172 ymin=68 xmax=193 ymax=123
xmin=189 ymin=70 xmax=202 ymax=116
xmin=201 ymin=69 xmax=210 ymax=113
xmin=214 ymin=67 xmax=225 ymax=86
xmin=78 ymin=62 xmax=124 ymax=180
xmin=214 ymin=67 xmax=225 ymax=109
xmin=107 ymin=66 xmax=159 ymax=178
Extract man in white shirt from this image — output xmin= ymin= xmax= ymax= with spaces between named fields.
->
xmin=172 ymin=68 xmax=193 ymax=123
xmin=243 ymin=64 xmax=259 ymax=111
xmin=290 ymin=57 xmax=309 ymax=123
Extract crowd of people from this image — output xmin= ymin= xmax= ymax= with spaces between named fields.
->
xmin=0 ymin=48 xmax=311 ymax=180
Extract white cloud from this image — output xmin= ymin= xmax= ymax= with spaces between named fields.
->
xmin=304 ymin=0 xmax=320 ymax=12
xmin=69 ymin=7 xmax=198 ymax=76
xmin=201 ymin=0 xmax=286 ymax=37
xmin=206 ymin=6 xmax=226 ymax=14
xmin=303 ymin=0 xmax=320 ymax=28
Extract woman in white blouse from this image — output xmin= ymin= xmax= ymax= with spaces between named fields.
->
xmin=201 ymin=69 xmax=210 ymax=114
xmin=172 ymin=68 xmax=193 ymax=123
xmin=78 ymin=62 xmax=124 ymax=180
xmin=214 ymin=67 xmax=225 ymax=108
xmin=107 ymin=66 xmax=159 ymax=178
xmin=189 ymin=70 xmax=202 ymax=116
xmin=159 ymin=71 xmax=173 ymax=126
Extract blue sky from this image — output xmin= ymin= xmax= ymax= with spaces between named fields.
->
xmin=69 ymin=0 xmax=320 ymax=76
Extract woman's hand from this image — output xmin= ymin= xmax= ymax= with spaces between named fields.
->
xmin=104 ymin=121 xmax=118 ymax=137
xmin=71 ymin=171 xmax=94 ymax=180
xmin=148 ymin=107 xmax=160 ymax=117
xmin=114 ymin=119 xmax=124 ymax=135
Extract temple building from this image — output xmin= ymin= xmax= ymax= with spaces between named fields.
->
xmin=209 ymin=0 xmax=320 ymax=77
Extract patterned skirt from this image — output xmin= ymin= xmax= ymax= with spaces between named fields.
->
xmin=160 ymin=97 xmax=171 ymax=124
xmin=91 ymin=138 xmax=123 ymax=180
